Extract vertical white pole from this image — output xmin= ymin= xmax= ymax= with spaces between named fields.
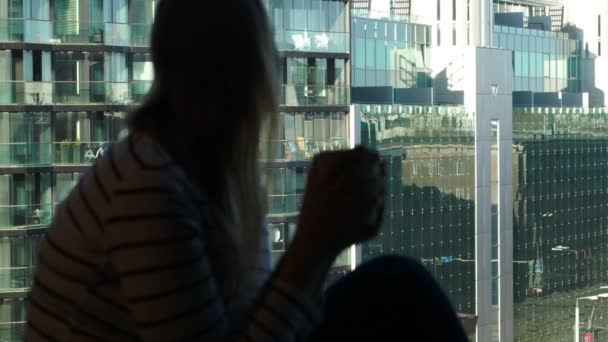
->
xmin=498 ymin=91 xmax=514 ymax=342
xmin=575 ymin=302 xmax=580 ymax=342
xmin=349 ymin=104 xmax=362 ymax=271
xmin=76 ymin=60 xmax=80 ymax=95
xmin=480 ymin=0 xmax=494 ymax=47
xmin=475 ymin=111 xmax=492 ymax=342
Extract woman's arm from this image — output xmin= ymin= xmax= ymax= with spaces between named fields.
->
xmin=235 ymin=233 xmax=337 ymax=341
xmin=104 ymin=146 xmax=383 ymax=341
xmin=272 ymin=235 xmax=337 ymax=297
xmin=105 ymin=169 xmax=329 ymax=341
xmin=238 ymin=147 xmax=386 ymax=340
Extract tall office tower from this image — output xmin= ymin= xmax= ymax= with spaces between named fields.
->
xmin=0 ymin=0 xmax=154 ymax=339
xmin=262 ymin=0 xmax=352 ymax=279
xmin=352 ymin=1 xmax=608 ymax=341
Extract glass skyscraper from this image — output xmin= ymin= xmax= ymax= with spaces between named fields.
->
xmin=0 ymin=0 xmax=153 ymax=339
xmin=350 ymin=1 xmax=608 ymax=341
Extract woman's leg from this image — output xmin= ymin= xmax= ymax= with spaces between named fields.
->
xmin=310 ymin=255 xmax=470 ymax=341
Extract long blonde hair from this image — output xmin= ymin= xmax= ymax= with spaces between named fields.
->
xmin=129 ymin=0 xmax=278 ymax=300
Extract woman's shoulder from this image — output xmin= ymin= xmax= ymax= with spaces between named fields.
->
xmin=99 ymin=134 xmax=204 ymax=206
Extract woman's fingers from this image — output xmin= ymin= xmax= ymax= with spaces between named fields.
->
xmin=335 ymin=177 xmax=384 ymax=221
xmin=299 ymin=147 xmax=387 ymax=250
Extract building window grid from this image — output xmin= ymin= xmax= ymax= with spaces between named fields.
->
xmin=352 ymin=19 xmax=431 ymax=88
xmin=0 ymin=1 xmax=156 ymax=341
xmin=496 ymin=25 xmax=580 ymax=92
xmin=270 ymin=0 xmax=348 ymax=34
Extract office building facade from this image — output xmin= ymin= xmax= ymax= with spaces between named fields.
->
xmin=0 ymin=0 xmax=154 ymax=339
xmin=351 ymin=1 xmax=608 ymax=341
xmin=359 ymin=104 xmax=478 ymax=315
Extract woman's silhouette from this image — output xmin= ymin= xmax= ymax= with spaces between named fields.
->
xmin=26 ymin=1 xmax=468 ymax=341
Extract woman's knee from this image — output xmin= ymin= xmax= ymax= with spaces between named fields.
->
xmin=358 ymin=255 xmax=430 ymax=278
xmin=351 ymin=255 xmax=446 ymax=294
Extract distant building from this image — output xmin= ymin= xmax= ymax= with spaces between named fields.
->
xmin=0 ymin=0 xmax=154 ymax=339
xmin=351 ymin=1 xmax=608 ymax=342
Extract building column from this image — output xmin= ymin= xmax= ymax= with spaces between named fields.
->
xmin=466 ymin=47 xmax=513 ymax=342
xmin=349 ymin=104 xmax=363 ymax=270
xmin=479 ymin=0 xmax=494 ymax=47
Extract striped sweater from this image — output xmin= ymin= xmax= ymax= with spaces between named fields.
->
xmin=26 ymin=134 xmax=321 ymax=341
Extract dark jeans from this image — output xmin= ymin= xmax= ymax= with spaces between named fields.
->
xmin=309 ymin=255 xmax=470 ymax=341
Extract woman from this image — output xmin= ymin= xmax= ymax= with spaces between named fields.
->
xmin=26 ymin=0 xmax=468 ymax=341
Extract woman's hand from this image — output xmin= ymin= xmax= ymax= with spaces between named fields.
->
xmin=274 ymin=146 xmax=385 ymax=295
xmin=295 ymin=146 xmax=386 ymax=258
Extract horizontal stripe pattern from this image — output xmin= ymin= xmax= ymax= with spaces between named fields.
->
xmin=26 ymin=134 xmax=321 ymax=342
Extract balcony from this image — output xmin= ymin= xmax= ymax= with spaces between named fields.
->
xmin=281 ymin=84 xmax=350 ymax=107
xmin=52 ymin=20 xmax=105 ymax=44
xmin=271 ymin=138 xmax=348 ymax=162
xmin=0 ymin=19 xmax=152 ymax=46
xmin=0 ymin=204 xmax=53 ymax=229
xmin=0 ymin=267 xmax=35 ymax=291
xmin=102 ymin=22 xmax=130 ymax=46
xmin=53 ymin=141 xmax=110 ymax=165
xmin=0 ymin=81 xmax=153 ymax=105
xmin=0 ymin=18 xmax=24 ymax=42
xmin=0 ymin=321 xmax=26 ymax=342
xmin=268 ymin=194 xmax=303 ymax=216
xmin=131 ymin=80 xmax=153 ymax=102
xmin=0 ymin=141 xmax=110 ymax=168
xmin=0 ymin=82 xmax=24 ymax=104
xmin=131 ymin=23 xmax=152 ymax=47
xmin=0 ymin=298 xmax=27 ymax=342
xmin=8 ymin=81 xmax=354 ymax=107
xmin=0 ymin=142 xmax=53 ymax=167
xmin=53 ymin=81 xmax=109 ymax=104
xmin=275 ymin=29 xmax=349 ymax=54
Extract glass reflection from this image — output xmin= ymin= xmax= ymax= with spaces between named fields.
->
xmin=360 ymin=104 xmax=476 ymax=314
xmin=513 ymin=107 xmax=608 ymax=342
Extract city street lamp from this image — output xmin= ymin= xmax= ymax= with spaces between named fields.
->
xmin=575 ymin=293 xmax=608 ymax=342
